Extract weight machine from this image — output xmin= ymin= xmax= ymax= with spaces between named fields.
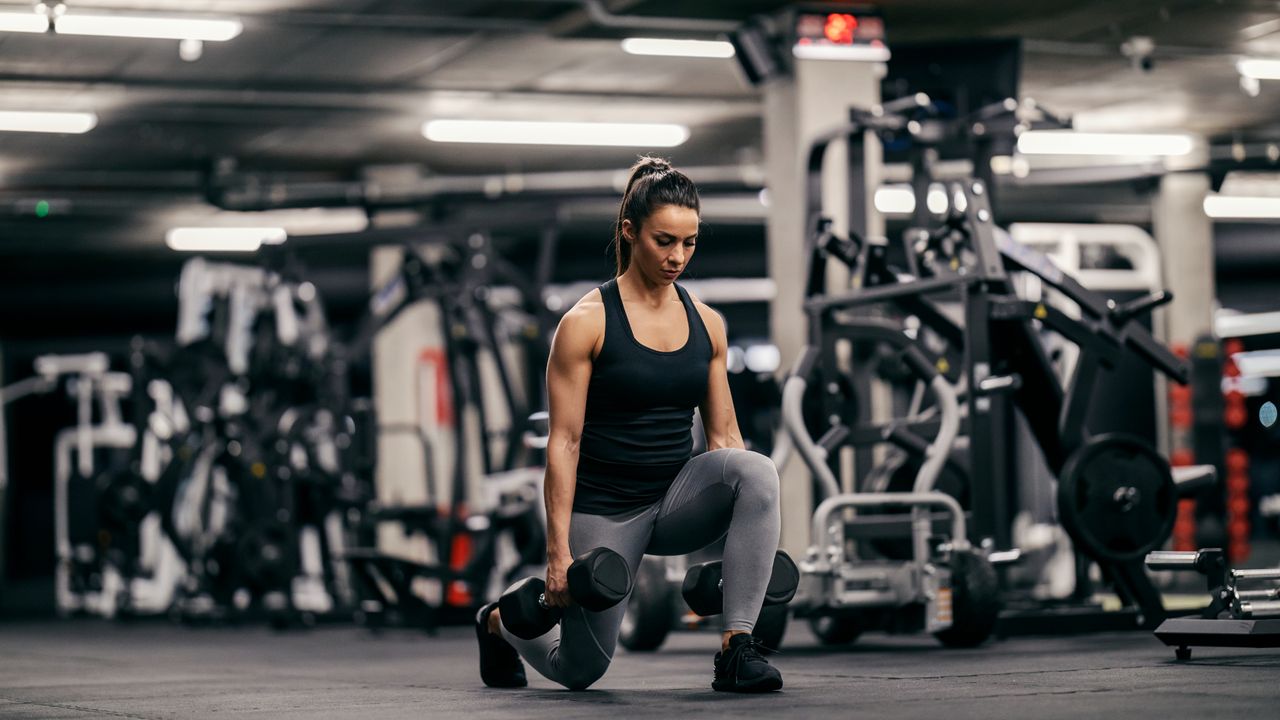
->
xmin=793 ymin=95 xmax=1218 ymax=639
xmin=340 ymin=233 xmax=552 ymax=631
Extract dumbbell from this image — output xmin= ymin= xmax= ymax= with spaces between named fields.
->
xmin=682 ymin=550 xmax=799 ymax=617
xmin=498 ymin=547 xmax=632 ymax=640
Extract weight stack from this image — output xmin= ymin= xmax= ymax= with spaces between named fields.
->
xmin=1222 ymin=338 xmax=1250 ymax=564
xmin=1169 ymin=343 xmax=1196 ymax=552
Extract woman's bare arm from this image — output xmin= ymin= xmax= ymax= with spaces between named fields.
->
xmin=693 ymin=301 xmax=746 ymax=452
xmin=541 ymin=292 xmax=602 ymax=606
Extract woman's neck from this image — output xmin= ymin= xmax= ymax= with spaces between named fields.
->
xmin=617 ymin=268 xmax=675 ymax=307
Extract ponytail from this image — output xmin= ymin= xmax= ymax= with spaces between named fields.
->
xmin=611 ymin=156 xmax=700 ymax=276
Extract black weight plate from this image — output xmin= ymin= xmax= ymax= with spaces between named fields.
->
xmin=97 ymin=469 xmax=154 ymax=531
xmin=1057 ymin=433 xmax=1176 ymax=563
xmin=238 ymin=524 xmax=294 ymax=590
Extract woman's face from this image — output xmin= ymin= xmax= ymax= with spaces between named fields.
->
xmin=623 ymin=203 xmax=699 ymax=285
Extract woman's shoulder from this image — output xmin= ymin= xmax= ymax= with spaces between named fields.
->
xmin=555 ymin=288 xmax=606 ymax=343
xmin=681 ymin=287 xmax=725 ymax=331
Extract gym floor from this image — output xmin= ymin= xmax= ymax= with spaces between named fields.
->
xmin=1 ymin=621 xmax=1275 ymax=719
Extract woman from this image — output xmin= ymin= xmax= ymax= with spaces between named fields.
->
xmin=476 ymin=157 xmax=783 ymax=692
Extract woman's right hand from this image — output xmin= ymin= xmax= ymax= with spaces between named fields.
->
xmin=544 ymin=548 xmax=573 ymax=608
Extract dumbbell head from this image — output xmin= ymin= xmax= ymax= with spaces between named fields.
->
xmin=682 ymin=550 xmax=799 ymax=617
xmin=567 ymin=547 xmax=632 ymax=612
xmin=498 ymin=576 xmax=559 ymax=640
xmin=765 ymin=550 xmax=800 ymax=605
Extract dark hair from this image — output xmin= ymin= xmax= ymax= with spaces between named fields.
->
xmin=611 ymin=156 xmax=700 ymax=276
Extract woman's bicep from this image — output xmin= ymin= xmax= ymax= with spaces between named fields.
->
xmin=545 ymin=309 xmax=597 ymax=445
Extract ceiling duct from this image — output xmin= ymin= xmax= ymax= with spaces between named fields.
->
xmin=208 ymin=164 xmax=764 ymax=212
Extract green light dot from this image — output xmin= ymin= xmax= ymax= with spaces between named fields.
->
xmin=34 ymin=200 xmax=50 ymax=218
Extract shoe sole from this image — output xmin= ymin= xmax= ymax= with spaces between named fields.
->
xmin=713 ymin=674 xmax=783 ymax=693
xmin=476 ymin=604 xmax=528 ymax=689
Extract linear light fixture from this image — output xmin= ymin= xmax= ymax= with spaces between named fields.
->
xmin=0 ymin=110 xmax=97 ymax=134
xmin=166 ymin=227 xmax=286 ymax=252
xmin=1237 ymin=58 xmax=1280 ymax=80
xmin=56 ymin=13 xmax=242 ymax=41
xmin=1016 ymin=130 xmax=1194 ymax=157
xmin=1231 ymin=349 xmax=1280 ymax=378
xmin=874 ymin=184 xmax=948 ymax=215
xmin=422 ymin=120 xmax=689 ymax=147
xmin=874 ymin=186 xmax=915 ymax=214
xmin=621 ymin=38 xmax=735 ymax=58
xmin=1203 ymin=194 xmax=1280 ymax=220
xmin=0 ymin=11 xmax=50 ymax=33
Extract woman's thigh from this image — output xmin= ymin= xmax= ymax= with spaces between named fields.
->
xmin=645 ymin=449 xmax=743 ymax=556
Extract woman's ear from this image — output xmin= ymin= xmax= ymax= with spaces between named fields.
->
xmin=621 ymin=218 xmax=636 ymax=244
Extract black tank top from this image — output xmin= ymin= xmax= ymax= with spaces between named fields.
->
xmin=574 ymin=278 xmax=713 ymax=515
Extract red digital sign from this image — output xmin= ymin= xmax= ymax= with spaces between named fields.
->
xmin=824 ymin=13 xmax=856 ymax=45
xmin=791 ymin=7 xmax=887 ymax=61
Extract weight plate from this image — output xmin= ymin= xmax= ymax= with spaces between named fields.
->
xmin=97 ymin=469 xmax=154 ymax=531
xmin=238 ymin=524 xmax=294 ymax=590
xmin=1057 ymin=433 xmax=1176 ymax=563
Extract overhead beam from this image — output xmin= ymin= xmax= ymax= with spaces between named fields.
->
xmin=0 ymin=72 xmax=758 ymax=111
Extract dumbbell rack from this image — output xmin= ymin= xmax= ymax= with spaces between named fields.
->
xmin=1146 ymin=548 xmax=1280 ymax=660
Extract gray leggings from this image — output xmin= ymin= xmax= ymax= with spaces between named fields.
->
xmin=499 ymin=448 xmax=781 ymax=690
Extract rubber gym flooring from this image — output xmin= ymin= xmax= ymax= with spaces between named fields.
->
xmin=1 ymin=619 xmax=1276 ymax=719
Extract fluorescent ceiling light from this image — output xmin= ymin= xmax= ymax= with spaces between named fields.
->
xmin=744 ymin=344 xmax=781 ymax=374
xmin=166 ymin=227 xmax=286 ymax=252
xmin=207 ymin=208 xmax=369 ymax=236
xmin=422 ymin=120 xmax=689 ymax=147
xmin=875 ymin=186 xmax=915 ymax=214
xmin=1231 ymin=349 xmax=1280 ymax=378
xmin=874 ymin=185 xmax=948 ymax=215
xmin=621 ymin=38 xmax=735 ymax=58
xmin=1016 ymin=131 xmax=1194 ymax=157
xmin=1237 ymin=58 xmax=1280 ymax=80
xmin=1216 ymin=310 xmax=1280 ymax=338
xmin=989 ymin=154 xmax=1031 ymax=178
xmin=0 ymin=110 xmax=97 ymax=134
xmin=792 ymin=43 xmax=891 ymax=62
xmin=1203 ymin=194 xmax=1280 ymax=219
xmin=56 ymin=13 xmax=242 ymax=41
xmin=0 ymin=11 xmax=50 ymax=33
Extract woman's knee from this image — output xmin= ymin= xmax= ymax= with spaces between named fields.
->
xmin=724 ymin=449 xmax=780 ymax=504
xmin=559 ymin=657 xmax=610 ymax=691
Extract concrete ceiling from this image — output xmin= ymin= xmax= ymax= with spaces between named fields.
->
xmin=1 ymin=0 xmax=1279 ymax=253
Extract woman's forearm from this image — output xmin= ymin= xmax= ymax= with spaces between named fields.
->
xmin=544 ymin=438 xmax=578 ymax=559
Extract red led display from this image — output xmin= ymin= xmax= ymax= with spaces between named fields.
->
xmin=823 ymin=13 xmax=856 ymax=45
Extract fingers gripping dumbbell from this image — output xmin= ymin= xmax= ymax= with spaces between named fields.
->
xmin=498 ymin=547 xmax=632 ymax=639
xmin=682 ymin=550 xmax=799 ymax=617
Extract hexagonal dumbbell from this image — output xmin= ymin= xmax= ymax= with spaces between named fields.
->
xmin=681 ymin=549 xmax=799 ymax=617
xmin=498 ymin=547 xmax=632 ymax=639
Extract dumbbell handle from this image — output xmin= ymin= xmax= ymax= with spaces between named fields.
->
xmin=1232 ymin=568 xmax=1280 ymax=582
xmin=1145 ymin=550 xmax=1201 ymax=570
xmin=1238 ymin=599 xmax=1280 ymax=618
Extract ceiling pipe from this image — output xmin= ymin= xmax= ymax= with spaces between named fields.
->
xmin=208 ymin=164 xmax=765 ymax=212
xmin=0 ymin=72 xmax=759 ymax=110
xmin=577 ymin=0 xmax=738 ymax=34
xmin=28 ymin=4 xmax=549 ymax=33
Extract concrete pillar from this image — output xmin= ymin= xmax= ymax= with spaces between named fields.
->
xmin=764 ymin=58 xmax=882 ymax=555
xmin=1151 ymin=172 xmax=1216 ymax=347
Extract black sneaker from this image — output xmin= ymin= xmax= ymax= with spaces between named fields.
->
xmin=712 ymin=633 xmax=783 ymax=693
xmin=476 ymin=602 xmax=527 ymax=688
